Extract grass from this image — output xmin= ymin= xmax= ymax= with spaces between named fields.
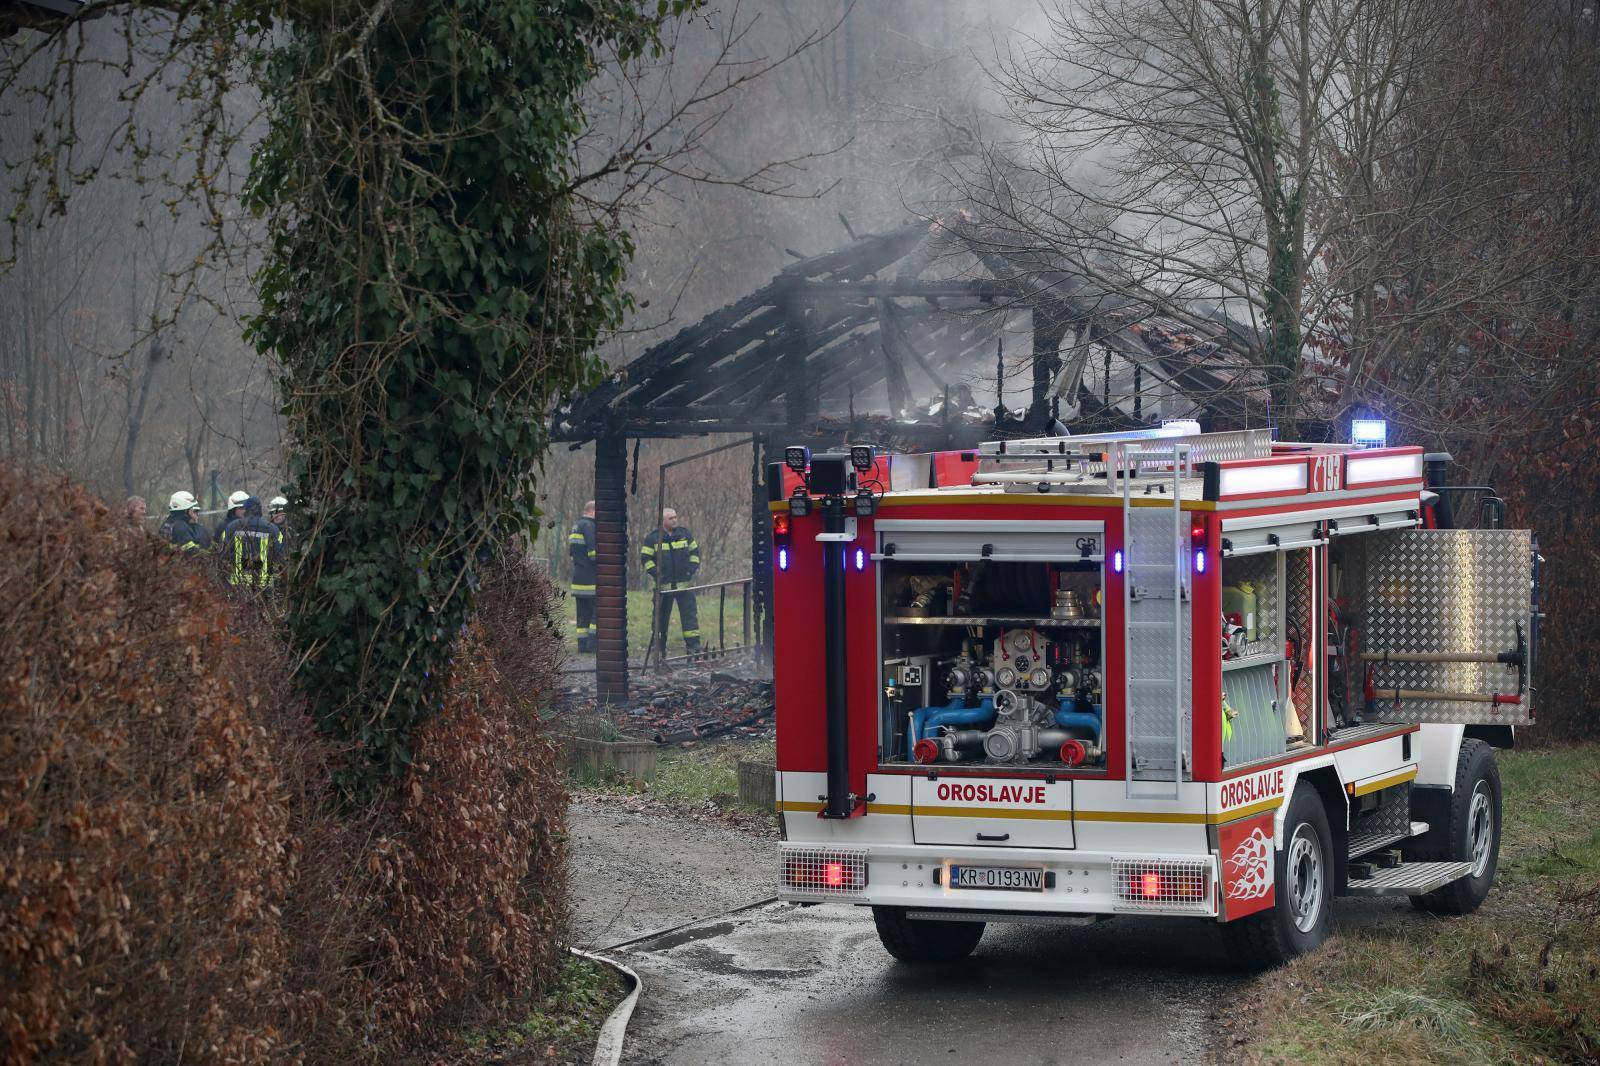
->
xmin=456 ymin=954 xmax=626 ymax=1064
xmin=573 ymin=736 xmax=775 ymax=815
xmin=1244 ymin=743 xmax=1600 ymax=1065
xmin=562 ymin=587 xmax=751 ymax=658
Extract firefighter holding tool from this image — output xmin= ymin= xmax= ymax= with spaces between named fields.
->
xmin=641 ymin=507 xmax=701 ymax=656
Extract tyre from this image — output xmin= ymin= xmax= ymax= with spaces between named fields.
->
xmin=1410 ymin=738 xmax=1501 ymax=916
xmin=871 ymin=906 xmax=984 ymax=963
xmin=1221 ymin=783 xmax=1334 ymax=971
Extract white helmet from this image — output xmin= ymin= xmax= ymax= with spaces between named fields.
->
xmin=169 ymin=490 xmax=199 ymax=512
xmin=269 ymin=496 xmax=288 ymax=513
xmin=227 ymin=490 xmax=250 ymax=509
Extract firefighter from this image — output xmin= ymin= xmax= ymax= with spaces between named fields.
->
xmin=641 ymin=507 xmax=701 ymax=655
xmin=157 ymin=491 xmax=211 ymax=552
xmin=268 ymin=495 xmax=294 ymax=553
xmin=214 ymin=490 xmax=249 ymax=542
xmin=568 ymin=500 xmax=598 ymax=652
xmin=219 ymin=495 xmax=284 ymax=590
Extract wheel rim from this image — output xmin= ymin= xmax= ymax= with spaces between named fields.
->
xmin=1468 ymin=782 xmax=1495 ymax=878
xmin=1287 ymin=823 xmax=1324 ymax=933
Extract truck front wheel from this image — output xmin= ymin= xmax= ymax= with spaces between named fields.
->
xmin=872 ymin=906 xmax=984 ymax=963
xmin=1221 ymin=783 xmax=1334 ymax=971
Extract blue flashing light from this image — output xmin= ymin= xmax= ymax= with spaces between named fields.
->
xmin=853 ymin=547 xmax=866 ymax=571
xmin=778 ymin=546 xmax=789 ymax=571
xmin=1351 ymin=418 xmax=1388 ymax=448
xmin=1194 ymin=548 xmax=1207 ymax=574
xmin=1112 ymin=549 xmax=1124 ymax=574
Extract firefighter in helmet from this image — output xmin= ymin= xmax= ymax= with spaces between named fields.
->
xmin=641 ymin=507 xmax=701 ymax=655
xmin=158 ymin=491 xmax=211 ymax=552
xmin=568 ymin=500 xmax=597 ymax=652
xmin=268 ymin=495 xmax=294 ymax=554
xmin=214 ymin=489 xmax=249 ymax=543
xmin=219 ymin=495 xmax=284 ymax=590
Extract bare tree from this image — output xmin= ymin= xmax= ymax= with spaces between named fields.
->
xmin=961 ymin=0 xmax=1461 ymax=427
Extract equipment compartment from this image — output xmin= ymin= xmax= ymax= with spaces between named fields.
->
xmin=877 ymin=529 xmax=1107 ymax=770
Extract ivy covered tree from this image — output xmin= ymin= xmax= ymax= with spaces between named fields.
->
xmin=245 ymin=0 xmax=696 ymax=792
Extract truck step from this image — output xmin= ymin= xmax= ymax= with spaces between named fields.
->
xmin=1345 ymin=860 xmax=1474 ymax=897
xmin=1348 ymin=820 xmax=1429 ymax=861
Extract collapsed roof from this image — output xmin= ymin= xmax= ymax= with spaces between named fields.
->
xmin=553 ymin=216 xmax=1274 ymax=444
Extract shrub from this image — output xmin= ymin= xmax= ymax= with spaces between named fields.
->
xmin=0 ymin=467 xmax=571 ymax=1061
xmin=0 ymin=468 xmax=296 ymax=1062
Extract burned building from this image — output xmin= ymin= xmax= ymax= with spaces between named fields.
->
xmin=553 ymin=217 xmax=1270 ymax=701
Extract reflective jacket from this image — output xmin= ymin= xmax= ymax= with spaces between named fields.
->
xmin=220 ymin=508 xmax=284 ymax=588
xmin=158 ymin=512 xmax=212 ymax=552
xmin=640 ymin=524 xmax=699 ymax=588
xmin=568 ymin=515 xmax=597 ymax=592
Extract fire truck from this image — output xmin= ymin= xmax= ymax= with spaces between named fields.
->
xmin=769 ymin=423 xmax=1538 ymax=968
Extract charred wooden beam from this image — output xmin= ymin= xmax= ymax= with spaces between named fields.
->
xmin=791 ymin=279 xmax=1015 ymax=301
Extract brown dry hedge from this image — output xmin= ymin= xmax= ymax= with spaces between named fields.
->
xmin=0 ymin=467 xmax=569 ymax=1063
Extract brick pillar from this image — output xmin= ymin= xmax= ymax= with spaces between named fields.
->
xmin=594 ymin=433 xmax=629 ymax=703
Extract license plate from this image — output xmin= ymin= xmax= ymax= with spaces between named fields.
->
xmin=948 ymin=864 xmax=1045 ymax=891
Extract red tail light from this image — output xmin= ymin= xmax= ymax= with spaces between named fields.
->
xmin=1141 ymin=871 xmax=1162 ymax=899
xmin=782 ymin=849 xmax=868 ymax=895
xmin=773 ymin=513 xmax=790 ymax=535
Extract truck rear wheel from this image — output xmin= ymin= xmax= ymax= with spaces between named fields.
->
xmin=1221 ymin=783 xmax=1333 ymax=971
xmin=1409 ymin=739 xmax=1501 ymax=916
xmin=872 ymin=906 xmax=984 ymax=963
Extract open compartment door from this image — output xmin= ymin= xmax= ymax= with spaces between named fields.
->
xmin=1360 ymin=529 xmax=1535 ymax=726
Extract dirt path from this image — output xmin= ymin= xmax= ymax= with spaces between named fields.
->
xmin=567 ymin=798 xmax=1245 ymax=1065
xmin=567 ymin=798 xmax=774 ymax=950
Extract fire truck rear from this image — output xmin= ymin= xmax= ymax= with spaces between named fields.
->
xmin=769 ymin=425 xmax=1538 ymax=968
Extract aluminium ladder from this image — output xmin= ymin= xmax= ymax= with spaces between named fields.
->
xmin=1116 ymin=442 xmax=1193 ymax=800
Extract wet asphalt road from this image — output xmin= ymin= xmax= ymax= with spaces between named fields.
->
xmin=569 ymin=800 xmax=1247 ymax=1064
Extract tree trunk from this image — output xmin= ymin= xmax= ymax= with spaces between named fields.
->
xmin=122 ymin=340 xmax=163 ymax=497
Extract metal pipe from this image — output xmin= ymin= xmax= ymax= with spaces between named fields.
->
xmin=821 ymin=495 xmax=852 ymax=819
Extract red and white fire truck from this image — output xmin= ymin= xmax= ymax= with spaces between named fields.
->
xmin=769 ymin=423 xmax=1538 ymax=968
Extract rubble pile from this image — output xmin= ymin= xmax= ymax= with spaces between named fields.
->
xmin=559 ymin=665 xmax=774 ymax=745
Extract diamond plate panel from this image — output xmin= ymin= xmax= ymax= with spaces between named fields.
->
xmin=1363 ymin=530 xmax=1533 ymax=725
xmin=1365 ymin=781 xmax=1411 ymax=838
xmin=1286 ymin=549 xmax=1313 ymax=737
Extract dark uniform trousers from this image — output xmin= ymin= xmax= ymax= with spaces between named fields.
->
xmin=568 ymin=516 xmax=598 ymax=652
xmin=640 ymin=525 xmax=701 ymax=653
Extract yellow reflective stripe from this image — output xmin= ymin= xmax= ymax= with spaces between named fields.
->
xmin=1351 ymin=768 xmax=1418 ymax=797
xmin=570 ymin=583 xmax=596 ymax=591
xmin=587 ymin=549 xmax=596 ymax=559
xmin=568 ymin=532 xmax=586 ymax=542
xmin=681 ymin=629 xmax=700 ymax=637
xmin=640 ymin=545 xmax=656 ymax=555
xmin=669 ymin=539 xmax=689 ymax=549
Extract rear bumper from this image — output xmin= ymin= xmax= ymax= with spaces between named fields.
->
xmin=778 ymin=841 xmax=1218 ymax=918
